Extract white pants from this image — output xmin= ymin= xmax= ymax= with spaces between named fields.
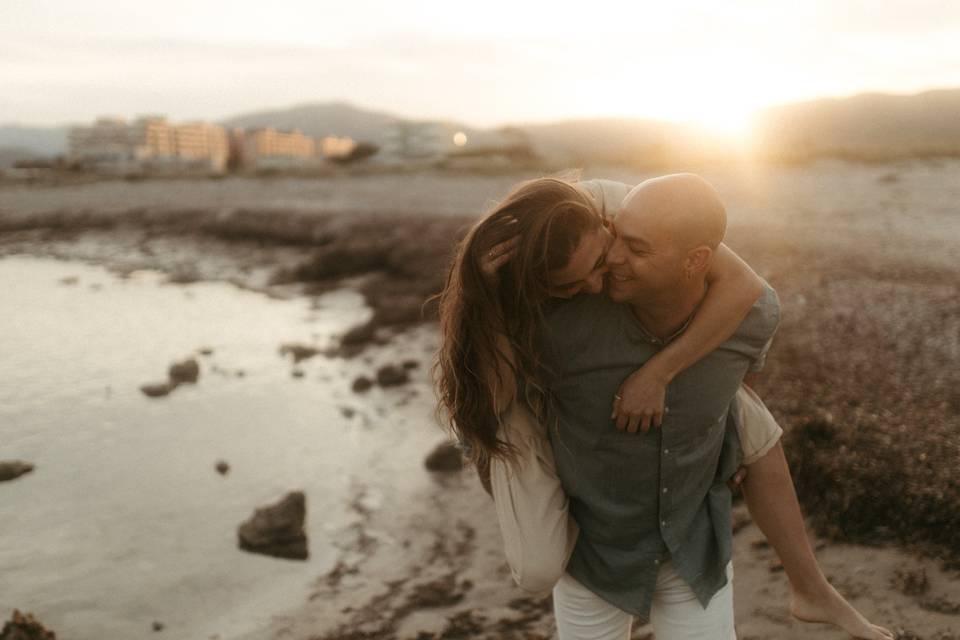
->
xmin=552 ymin=562 xmax=736 ymax=640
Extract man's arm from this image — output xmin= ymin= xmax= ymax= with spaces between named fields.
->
xmin=612 ymin=244 xmax=765 ymax=432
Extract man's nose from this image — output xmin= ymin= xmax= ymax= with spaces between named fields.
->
xmin=606 ymin=239 xmax=625 ymax=266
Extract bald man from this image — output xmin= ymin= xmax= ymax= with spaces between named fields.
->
xmin=537 ymin=174 xmax=780 ymax=639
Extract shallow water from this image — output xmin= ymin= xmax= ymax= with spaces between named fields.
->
xmin=0 ymin=256 xmax=444 ymax=639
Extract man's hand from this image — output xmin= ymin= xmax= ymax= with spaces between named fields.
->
xmin=611 ymin=364 xmax=670 ymax=433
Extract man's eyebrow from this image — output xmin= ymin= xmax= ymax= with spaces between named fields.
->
xmin=618 ymin=231 xmax=651 ymax=249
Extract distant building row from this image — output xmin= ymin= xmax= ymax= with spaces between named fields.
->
xmin=68 ymin=116 xmax=323 ymax=173
xmin=66 ymin=115 xmax=536 ymax=173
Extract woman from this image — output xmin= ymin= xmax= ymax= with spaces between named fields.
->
xmin=435 ymin=176 xmax=892 ymax=640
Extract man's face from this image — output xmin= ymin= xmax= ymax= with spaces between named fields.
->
xmin=546 ymin=225 xmax=612 ymax=299
xmin=604 ymin=210 xmax=685 ymax=304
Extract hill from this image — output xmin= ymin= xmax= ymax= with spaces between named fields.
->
xmin=221 ymin=102 xmax=406 ymax=143
xmin=754 ymin=88 xmax=960 ymax=161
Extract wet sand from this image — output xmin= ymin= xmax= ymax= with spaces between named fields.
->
xmin=1 ymin=161 xmax=958 ymax=639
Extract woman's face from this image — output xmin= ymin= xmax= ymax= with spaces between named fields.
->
xmin=546 ymin=225 xmax=613 ymax=299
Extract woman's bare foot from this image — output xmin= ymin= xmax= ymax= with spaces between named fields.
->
xmin=790 ymin=584 xmax=895 ymax=640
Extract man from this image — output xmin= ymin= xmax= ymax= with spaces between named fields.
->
xmin=539 ymin=174 xmax=780 ymax=639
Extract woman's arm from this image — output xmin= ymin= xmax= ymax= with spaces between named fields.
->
xmin=612 ymin=243 xmax=764 ymax=432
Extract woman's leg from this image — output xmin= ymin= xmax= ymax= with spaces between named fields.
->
xmin=741 ymin=442 xmax=894 ymax=640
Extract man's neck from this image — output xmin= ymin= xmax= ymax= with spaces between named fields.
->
xmin=630 ymin=282 xmax=707 ymax=341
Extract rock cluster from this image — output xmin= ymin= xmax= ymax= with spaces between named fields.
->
xmin=0 ymin=610 xmax=56 ymax=640
xmin=139 ymin=357 xmax=201 ymax=398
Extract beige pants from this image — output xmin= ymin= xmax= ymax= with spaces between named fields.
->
xmin=553 ymin=562 xmax=736 ymax=640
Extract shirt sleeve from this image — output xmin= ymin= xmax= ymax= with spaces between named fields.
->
xmin=722 ymin=281 xmax=781 ymax=369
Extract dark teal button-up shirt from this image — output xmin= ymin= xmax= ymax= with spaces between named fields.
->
xmin=540 ymin=284 xmax=780 ymax=619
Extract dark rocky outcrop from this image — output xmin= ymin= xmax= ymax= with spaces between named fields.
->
xmin=0 ymin=461 xmax=35 ymax=482
xmin=0 ymin=610 xmax=56 ymax=640
xmin=237 ymin=491 xmax=308 ymax=560
xmin=424 ymin=442 xmax=464 ymax=472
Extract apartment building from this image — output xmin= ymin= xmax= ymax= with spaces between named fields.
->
xmin=232 ymin=127 xmax=317 ymax=169
xmin=68 ymin=116 xmax=228 ymax=172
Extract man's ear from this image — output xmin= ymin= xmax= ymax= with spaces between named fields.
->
xmin=684 ymin=246 xmax=713 ymax=278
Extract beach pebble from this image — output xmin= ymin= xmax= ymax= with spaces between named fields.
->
xmin=352 ymin=376 xmax=373 ymax=393
xmin=424 ymin=442 xmax=464 ymax=472
xmin=151 ymin=621 xmax=164 ymax=632
xmin=279 ymin=343 xmax=320 ymax=363
xmin=376 ymin=364 xmax=408 ymax=387
xmin=0 ymin=460 xmax=35 ymax=482
xmin=168 ymin=358 xmax=200 ymax=385
xmin=291 ymin=368 xmax=305 ymax=378
xmin=237 ymin=491 xmax=308 ymax=560
xmin=140 ymin=382 xmax=176 ymax=398
xmin=215 ymin=460 xmax=230 ymax=476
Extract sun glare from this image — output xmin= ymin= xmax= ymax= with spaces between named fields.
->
xmin=693 ymin=108 xmax=756 ymax=138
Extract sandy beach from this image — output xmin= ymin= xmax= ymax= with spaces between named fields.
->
xmin=1 ymin=161 xmax=958 ymax=640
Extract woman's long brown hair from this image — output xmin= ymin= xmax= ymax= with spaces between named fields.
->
xmin=434 ymin=177 xmax=602 ymax=468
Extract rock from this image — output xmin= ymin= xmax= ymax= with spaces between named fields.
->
xmin=151 ymin=621 xmax=164 ymax=632
xmin=198 ymin=347 xmax=214 ymax=356
xmin=237 ymin=491 xmax=308 ymax=560
xmin=424 ymin=442 xmax=464 ymax=472
xmin=140 ymin=382 xmax=176 ymax=398
xmin=0 ymin=461 xmax=34 ymax=482
xmin=340 ymin=407 xmax=356 ymax=419
xmin=168 ymin=358 xmax=199 ymax=384
xmin=376 ymin=364 xmax=409 ymax=387
xmin=215 ymin=460 xmax=230 ymax=476
xmin=0 ymin=609 xmax=56 ymax=639
xmin=341 ymin=322 xmax=377 ymax=348
xmin=58 ymin=276 xmax=78 ymax=286
xmin=402 ymin=359 xmax=420 ymax=370
xmin=351 ymin=376 xmax=373 ymax=393
xmin=291 ymin=368 xmax=305 ymax=378
xmin=279 ymin=343 xmax=320 ymax=363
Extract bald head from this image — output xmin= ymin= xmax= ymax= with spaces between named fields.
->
xmin=621 ymin=173 xmax=726 ymax=251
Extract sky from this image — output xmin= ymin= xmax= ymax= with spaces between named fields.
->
xmin=2 ymin=0 xmax=959 ymax=133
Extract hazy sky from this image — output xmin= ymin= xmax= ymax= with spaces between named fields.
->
xmin=2 ymin=0 xmax=959 ymax=131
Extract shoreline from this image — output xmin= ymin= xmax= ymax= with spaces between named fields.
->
xmin=2 ymin=166 xmax=959 ymax=638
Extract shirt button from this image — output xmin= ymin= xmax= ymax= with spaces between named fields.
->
xmin=664 ymin=448 xmax=670 ymax=454
xmin=653 ymin=559 xmax=660 ymax=565
xmin=662 ymin=488 xmax=668 ymax=494
xmin=661 ymin=520 xmax=667 ymax=527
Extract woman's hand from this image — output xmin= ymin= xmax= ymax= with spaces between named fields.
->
xmin=611 ymin=363 xmax=670 ymax=433
xmin=480 ymin=235 xmax=520 ymax=279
